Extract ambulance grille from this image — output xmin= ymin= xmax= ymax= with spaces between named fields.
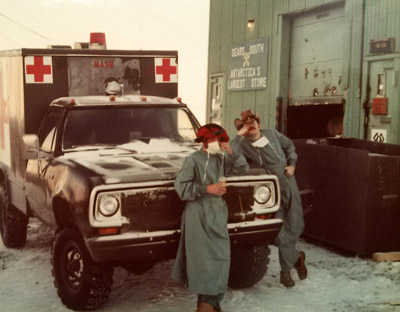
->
xmin=121 ymin=185 xmax=256 ymax=232
xmin=123 ymin=189 xmax=184 ymax=231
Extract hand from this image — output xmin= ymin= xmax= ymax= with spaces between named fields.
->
xmin=284 ymin=165 xmax=295 ymax=178
xmin=237 ymin=124 xmax=250 ymax=136
xmin=220 ymin=142 xmax=232 ymax=155
xmin=207 ymin=183 xmax=226 ymax=196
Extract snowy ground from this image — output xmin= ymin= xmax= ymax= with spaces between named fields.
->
xmin=1 ymin=219 xmax=399 ymax=312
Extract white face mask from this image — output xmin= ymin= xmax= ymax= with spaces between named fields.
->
xmin=207 ymin=141 xmax=221 ymax=154
xmin=252 ymin=136 xmax=269 ymax=148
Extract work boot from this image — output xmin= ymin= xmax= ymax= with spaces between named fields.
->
xmin=197 ymin=302 xmax=215 ymax=312
xmin=280 ymin=271 xmax=295 ymax=287
xmin=294 ymin=251 xmax=308 ymax=280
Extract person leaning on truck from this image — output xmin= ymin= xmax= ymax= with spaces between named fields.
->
xmin=172 ymin=123 xmax=249 ymax=312
xmin=230 ymin=110 xmax=307 ymax=288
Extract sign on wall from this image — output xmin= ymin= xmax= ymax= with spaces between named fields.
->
xmin=371 ymin=128 xmax=387 ymax=143
xmin=372 ymin=97 xmax=387 ymax=115
xmin=227 ymin=38 xmax=268 ymax=91
xmin=370 ymin=38 xmax=394 ymax=54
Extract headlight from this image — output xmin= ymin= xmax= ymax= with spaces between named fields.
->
xmin=98 ymin=195 xmax=120 ymax=217
xmin=254 ymin=185 xmax=271 ymax=204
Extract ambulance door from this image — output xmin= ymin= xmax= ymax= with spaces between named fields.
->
xmin=25 ymin=109 xmax=61 ymax=224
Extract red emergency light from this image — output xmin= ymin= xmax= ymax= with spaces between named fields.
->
xmin=90 ymin=32 xmax=106 ymax=44
xmin=90 ymin=32 xmax=107 ymax=50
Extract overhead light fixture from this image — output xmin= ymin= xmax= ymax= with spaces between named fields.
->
xmin=247 ymin=19 xmax=255 ymax=28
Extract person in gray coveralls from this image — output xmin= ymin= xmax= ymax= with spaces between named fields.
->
xmin=230 ymin=110 xmax=307 ymax=288
xmin=173 ymin=123 xmax=249 ymax=312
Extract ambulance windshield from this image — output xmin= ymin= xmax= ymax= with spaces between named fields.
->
xmin=62 ymin=106 xmax=198 ymax=150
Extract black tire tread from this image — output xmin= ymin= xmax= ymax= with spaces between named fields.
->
xmin=0 ymin=182 xmax=28 ymax=248
xmin=228 ymin=245 xmax=270 ymax=289
xmin=51 ymin=225 xmax=114 ymax=311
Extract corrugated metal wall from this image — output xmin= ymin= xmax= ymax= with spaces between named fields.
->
xmin=342 ymin=0 xmax=363 ymax=139
xmin=207 ymin=0 xmax=399 ymax=141
xmin=208 ymin=0 xmax=346 ymax=137
xmin=364 ymin=0 xmax=400 ymax=55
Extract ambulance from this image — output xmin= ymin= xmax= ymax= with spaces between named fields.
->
xmin=0 ymin=34 xmax=282 ymax=310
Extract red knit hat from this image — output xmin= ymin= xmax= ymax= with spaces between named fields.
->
xmin=195 ymin=123 xmax=230 ymax=143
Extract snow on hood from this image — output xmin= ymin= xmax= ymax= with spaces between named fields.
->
xmin=119 ymin=138 xmax=196 ymax=153
xmin=62 ymin=139 xmax=199 ymax=184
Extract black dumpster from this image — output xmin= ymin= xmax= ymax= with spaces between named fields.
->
xmin=293 ymin=137 xmax=400 ymax=255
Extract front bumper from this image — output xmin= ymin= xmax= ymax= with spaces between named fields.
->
xmin=86 ymin=219 xmax=282 ymax=263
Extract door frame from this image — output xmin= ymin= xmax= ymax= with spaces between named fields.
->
xmin=207 ymin=73 xmax=225 ymax=125
xmin=361 ymin=54 xmax=399 ymax=143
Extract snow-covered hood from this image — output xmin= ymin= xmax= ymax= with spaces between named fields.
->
xmin=61 ymin=139 xmax=199 ymax=184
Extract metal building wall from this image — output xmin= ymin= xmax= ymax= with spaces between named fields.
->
xmin=360 ymin=0 xmax=400 ymax=143
xmin=364 ymin=0 xmax=400 ymax=54
xmin=341 ymin=0 xmax=364 ymax=139
xmin=207 ymin=0 xmax=355 ymax=137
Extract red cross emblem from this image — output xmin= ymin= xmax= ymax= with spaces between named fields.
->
xmin=0 ymin=72 xmax=9 ymax=149
xmin=155 ymin=58 xmax=177 ymax=83
xmin=25 ymin=56 xmax=53 ymax=83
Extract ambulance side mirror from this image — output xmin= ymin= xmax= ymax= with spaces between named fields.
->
xmin=22 ymin=135 xmax=40 ymax=160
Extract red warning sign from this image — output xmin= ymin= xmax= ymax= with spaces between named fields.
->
xmin=372 ymin=97 xmax=387 ymax=115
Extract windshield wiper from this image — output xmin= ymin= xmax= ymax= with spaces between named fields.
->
xmin=67 ymin=143 xmax=118 ymax=150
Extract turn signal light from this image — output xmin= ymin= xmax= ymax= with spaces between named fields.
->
xmin=98 ymin=227 xmax=118 ymax=235
xmin=256 ymin=214 xmax=271 ymax=220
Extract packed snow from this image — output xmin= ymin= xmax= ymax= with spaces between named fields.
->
xmin=0 ymin=219 xmax=399 ymax=312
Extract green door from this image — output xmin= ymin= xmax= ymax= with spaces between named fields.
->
xmin=208 ymin=75 xmax=224 ymax=125
xmin=368 ymin=60 xmax=400 ymax=144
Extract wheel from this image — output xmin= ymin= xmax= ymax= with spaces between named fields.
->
xmin=228 ymin=245 xmax=270 ymax=289
xmin=0 ymin=181 xmax=28 ymax=248
xmin=52 ymin=226 xmax=114 ymax=311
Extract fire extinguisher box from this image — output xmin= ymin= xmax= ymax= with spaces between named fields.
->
xmin=293 ymin=137 xmax=400 ymax=255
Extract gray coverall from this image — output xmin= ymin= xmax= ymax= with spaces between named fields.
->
xmin=172 ymin=149 xmax=248 ymax=301
xmin=231 ymin=129 xmax=304 ymax=272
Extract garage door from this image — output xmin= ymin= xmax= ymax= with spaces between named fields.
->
xmin=289 ymin=3 xmax=345 ymax=105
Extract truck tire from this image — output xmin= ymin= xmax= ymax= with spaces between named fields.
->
xmin=0 ymin=181 xmax=28 ymax=248
xmin=52 ymin=226 xmax=114 ymax=311
xmin=228 ymin=245 xmax=270 ymax=289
